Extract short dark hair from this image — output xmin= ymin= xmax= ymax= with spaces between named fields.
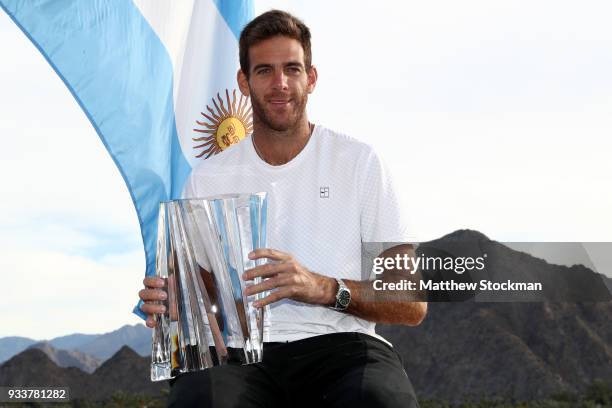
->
xmin=239 ymin=10 xmax=312 ymax=76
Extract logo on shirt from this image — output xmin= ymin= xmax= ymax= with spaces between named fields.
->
xmin=192 ymin=89 xmax=253 ymax=159
xmin=320 ymin=187 xmax=329 ymax=198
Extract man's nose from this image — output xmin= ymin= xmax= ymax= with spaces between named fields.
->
xmin=271 ymin=70 xmax=288 ymax=90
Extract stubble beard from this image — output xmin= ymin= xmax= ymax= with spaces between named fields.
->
xmin=249 ymin=87 xmax=308 ymax=133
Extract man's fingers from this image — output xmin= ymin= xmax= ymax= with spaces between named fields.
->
xmin=244 ymin=275 xmax=289 ymax=296
xmin=145 ymin=316 xmax=157 ymax=328
xmin=140 ymin=302 xmax=166 ymax=315
xmin=242 ymin=262 xmax=284 ymax=280
xmin=141 ymin=277 xmax=167 ymax=328
xmin=143 ymin=277 xmax=165 ymax=288
xmin=248 ymin=248 xmax=291 ymax=262
xmin=253 ymin=287 xmax=291 ymax=308
xmin=139 ymin=288 xmax=167 ymax=301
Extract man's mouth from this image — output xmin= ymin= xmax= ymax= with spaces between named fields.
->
xmin=266 ymin=95 xmax=292 ymax=106
xmin=268 ymin=99 xmax=291 ymax=105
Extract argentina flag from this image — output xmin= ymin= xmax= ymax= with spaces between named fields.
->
xmin=1 ymin=0 xmax=253 ymax=318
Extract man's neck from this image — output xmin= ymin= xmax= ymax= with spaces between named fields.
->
xmin=252 ymin=119 xmax=313 ymax=166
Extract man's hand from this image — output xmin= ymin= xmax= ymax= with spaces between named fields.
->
xmin=139 ymin=277 xmax=167 ymax=328
xmin=243 ymin=248 xmax=337 ymax=308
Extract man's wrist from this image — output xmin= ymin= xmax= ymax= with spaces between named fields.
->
xmin=322 ymin=276 xmax=338 ymax=306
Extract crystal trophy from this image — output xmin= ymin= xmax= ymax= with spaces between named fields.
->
xmin=150 ymin=193 xmax=268 ymax=381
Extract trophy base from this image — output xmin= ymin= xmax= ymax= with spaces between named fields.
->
xmin=151 ymin=362 xmax=172 ymax=382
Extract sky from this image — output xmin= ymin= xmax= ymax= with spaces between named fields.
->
xmin=1 ymin=0 xmax=611 ymax=339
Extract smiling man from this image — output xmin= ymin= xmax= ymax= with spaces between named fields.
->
xmin=140 ymin=10 xmax=426 ymax=408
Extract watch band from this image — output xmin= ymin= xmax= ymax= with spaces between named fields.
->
xmin=332 ymin=278 xmax=351 ymax=311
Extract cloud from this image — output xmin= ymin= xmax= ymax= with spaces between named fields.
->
xmin=0 ymin=248 xmax=144 ymax=339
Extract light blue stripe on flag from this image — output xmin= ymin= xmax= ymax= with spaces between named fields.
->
xmin=1 ymin=0 xmax=253 ymax=320
xmin=213 ymin=0 xmax=253 ymax=39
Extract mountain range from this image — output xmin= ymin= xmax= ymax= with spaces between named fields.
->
xmin=0 ymin=324 xmax=151 ymax=371
xmin=0 ymin=324 xmax=151 ymax=363
xmin=379 ymin=229 xmax=612 ymax=402
xmin=0 ymin=346 xmax=167 ymax=400
xmin=26 ymin=341 xmax=102 ymax=373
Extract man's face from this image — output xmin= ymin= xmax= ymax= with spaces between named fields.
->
xmin=238 ymin=36 xmax=317 ymax=132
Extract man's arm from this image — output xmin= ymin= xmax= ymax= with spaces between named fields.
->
xmin=243 ymin=244 xmax=427 ymax=326
xmin=342 ymin=244 xmax=427 ymax=326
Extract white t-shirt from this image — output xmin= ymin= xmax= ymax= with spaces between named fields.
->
xmin=183 ymin=125 xmax=415 ymax=343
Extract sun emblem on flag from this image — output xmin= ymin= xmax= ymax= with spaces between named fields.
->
xmin=193 ymin=89 xmax=253 ymax=159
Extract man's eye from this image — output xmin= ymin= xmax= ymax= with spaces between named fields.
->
xmin=256 ymin=68 xmax=271 ymax=75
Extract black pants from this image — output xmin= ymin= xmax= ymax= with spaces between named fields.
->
xmin=168 ymin=332 xmax=420 ymax=407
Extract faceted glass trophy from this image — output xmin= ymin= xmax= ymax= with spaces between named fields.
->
xmin=150 ymin=193 xmax=268 ymax=381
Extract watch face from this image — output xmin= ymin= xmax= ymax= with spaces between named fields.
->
xmin=338 ymin=290 xmax=351 ymax=307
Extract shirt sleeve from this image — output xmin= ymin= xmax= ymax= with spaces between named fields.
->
xmin=359 ymin=146 xmax=417 ymax=243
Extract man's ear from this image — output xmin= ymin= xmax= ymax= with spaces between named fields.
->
xmin=306 ymin=65 xmax=318 ymax=94
xmin=237 ymin=69 xmax=250 ymax=96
